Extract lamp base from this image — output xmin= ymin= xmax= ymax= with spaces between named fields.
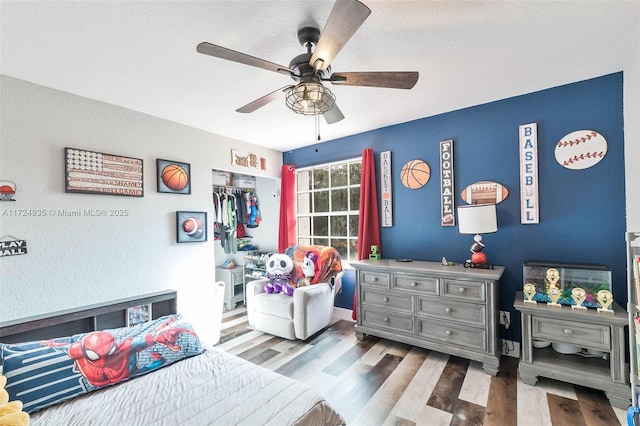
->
xmin=464 ymin=260 xmax=494 ymax=269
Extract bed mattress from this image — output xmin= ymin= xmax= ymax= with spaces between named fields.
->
xmin=30 ymin=347 xmax=345 ymax=425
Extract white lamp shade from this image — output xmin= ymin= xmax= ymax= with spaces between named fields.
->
xmin=457 ymin=204 xmax=497 ymax=234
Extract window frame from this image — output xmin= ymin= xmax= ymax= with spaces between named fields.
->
xmin=295 ymin=157 xmax=361 ymax=261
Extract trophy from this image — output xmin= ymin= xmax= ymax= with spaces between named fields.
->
xmin=547 ymin=285 xmax=562 ymax=307
xmin=571 ymin=287 xmax=588 ymax=310
xmin=523 ymin=283 xmax=537 ymax=304
xmin=546 ymin=268 xmax=562 ymax=307
xmin=597 ymin=289 xmax=614 ymax=314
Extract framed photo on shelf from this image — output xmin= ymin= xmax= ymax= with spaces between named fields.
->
xmin=157 ymin=159 xmax=191 ymax=194
xmin=126 ymin=304 xmax=152 ymax=326
xmin=176 ymin=211 xmax=207 ymax=243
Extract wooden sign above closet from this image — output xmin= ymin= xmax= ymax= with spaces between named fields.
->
xmin=231 ymin=149 xmax=266 ymax=171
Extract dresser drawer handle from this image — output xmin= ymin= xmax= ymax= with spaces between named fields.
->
xmin=383 ymin=297 xmax=389 ymax=302
xmin=445 ymin=307 xmax=452 ymax=313
xmin=445 ymin=330 xmax=452 ymax=336
xmin=564 ymin=329 xmax=573 ymax=336
xmin=372 ymin=277 xmax=378 ymax=282
xmin=411 ymin=282 xmax=417 ymax=287
xmin=459 ymin=287 xmax=466 ymax=293
xmin=383 ymin=317 xmax=390 ymax=322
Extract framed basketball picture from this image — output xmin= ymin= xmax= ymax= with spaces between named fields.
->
xmin=176 ymin=211 xmax=207 ymax=243
xmin=157 ymin=159 xmax=191 ymax=194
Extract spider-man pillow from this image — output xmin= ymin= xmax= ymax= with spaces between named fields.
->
xmin=0 ymin=314 xmax=203 ymax=414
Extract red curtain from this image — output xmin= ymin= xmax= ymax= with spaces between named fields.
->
xmin=353 ymin=148 xmax=381 ymax=319
xmin=278 ymin=165 xmax=297 ymax=253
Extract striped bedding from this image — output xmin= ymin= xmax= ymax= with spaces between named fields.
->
xmin=30 ymin=347 xmax=345 ymax=425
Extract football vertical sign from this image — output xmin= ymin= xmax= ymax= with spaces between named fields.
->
xmin=380 ymin=151 xmax=393 ymax=227
xmin=440 ymin=140 xmax=455 ymax=226
xmin=519 ymin=123 xmax=539 ymax=224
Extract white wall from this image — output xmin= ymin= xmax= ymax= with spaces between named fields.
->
xmin=625 ymin=47 xmax=640 ymax=231
xmin=0 ymin=76 xmax=282 ymax=343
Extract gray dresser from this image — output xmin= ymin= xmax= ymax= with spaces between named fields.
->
xmin=352 ymin=259 xmax=504 ymax=375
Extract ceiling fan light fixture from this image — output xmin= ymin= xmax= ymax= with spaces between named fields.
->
xmin=285 ymin=81 xmax=336 ymax=115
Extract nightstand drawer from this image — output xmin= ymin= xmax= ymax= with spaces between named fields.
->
xmin=360 ymin=308 xmax=413 ymax=334
xmin=532 ymin=317 xmax=610 ymax=350
xmin=361 ymin=289 xmax=413 ymax=313
xmin=417 ymin=297 xmax=485 ymax=325
xmin=360 ymin=271 xmax=390 ymax=288
xmin=441 ymin=279 xmax=485 ymax=302
xmin=417 ymin=319 xmax=486 ymax=351
xmin=393 ymin=274 xmax=439 ymax=294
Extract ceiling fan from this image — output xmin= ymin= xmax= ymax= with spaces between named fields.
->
xmin=196 ymin=0 xmax=418 ymax=125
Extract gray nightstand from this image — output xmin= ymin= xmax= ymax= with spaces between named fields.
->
xmin=514 ymin=291 xmax=629 ymax=408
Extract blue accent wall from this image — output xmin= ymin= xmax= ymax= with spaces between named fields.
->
xmin=284 ymin=73 xmax=626 ymax=341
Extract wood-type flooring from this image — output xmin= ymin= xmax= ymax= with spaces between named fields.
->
xmin=216 ymin=307 xmax=628 ymax=426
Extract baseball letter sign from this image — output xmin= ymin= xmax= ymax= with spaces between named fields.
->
xmin=519 ymin=123 xmax=539 ymax=224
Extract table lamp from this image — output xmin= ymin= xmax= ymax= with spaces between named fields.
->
xmin=457 ymin=204 xmax=497 ymax=267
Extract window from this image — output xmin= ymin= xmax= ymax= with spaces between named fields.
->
xmin=296 ymin=158 xmax=361 ymax=261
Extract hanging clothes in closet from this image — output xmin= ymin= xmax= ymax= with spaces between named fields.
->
xmin=247 ymin=193 xmax=260 ymax=228
xmin=212 ymin=188 xmax=239 ymax=254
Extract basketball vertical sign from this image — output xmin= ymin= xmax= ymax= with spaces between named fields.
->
xmin=380 ymin=151 xmax=393 ymax=227
xmin=519 ymin=123 xmax=539 ymax=224
xmin=440 ymin=140 xmax=455 ymax=226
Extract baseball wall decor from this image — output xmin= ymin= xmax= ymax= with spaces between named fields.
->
xmin=439 ymin=140 xmax=455 ymax=227
xmin=65 ymin=148 xmax=143 ymax=197
xmin=554 ymin=130 xmax=607 ymax=170
xmin=461 ymin=181 xmax=509 ymax=205
xmin=519 ymin=123 xmax=539 ymax=224
xmin=400 ymin=159 xmax=430 ymax=189
xmin=380 ymin=151 xmax=393 ymax=227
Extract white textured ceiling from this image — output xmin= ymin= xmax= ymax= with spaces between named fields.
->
xmin=1 ymin=1 xmax=639 ymax=152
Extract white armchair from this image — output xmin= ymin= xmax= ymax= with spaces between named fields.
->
xmin=245 ymin=245 xmax=343 ymax=340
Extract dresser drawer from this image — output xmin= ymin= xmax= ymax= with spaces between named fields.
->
xmin=532 ymin=317 xmax=610 ymax=350
xmin=360 ymin=270 xmax=390 ymax=288
xmin=441 ymin=279 xmax=485 ymax=302
xmin=361 ymin=289 xmax=413 ymax=313
xmin=361 ymin=308 xmax=413 ymax=334
xmin=417 ymin=297 xmax=485 ymax=326
xmin=417 ymin=319 xmax=486 ymax=351
xmin=393 ymin=274 xmax=439 ymax=294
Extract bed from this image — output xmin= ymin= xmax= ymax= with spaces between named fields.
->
xmin=0 ymin=290 xmax=345 ymax=425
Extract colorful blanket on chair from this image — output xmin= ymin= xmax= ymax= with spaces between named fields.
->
xmin=285 ymin=245 xmax=343 ymax=285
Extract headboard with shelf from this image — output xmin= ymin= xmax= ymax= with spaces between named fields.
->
xmin=0 ymin=290 xmax=177 ymax=344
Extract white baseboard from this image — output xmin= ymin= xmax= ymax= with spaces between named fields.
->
xmin=502 ymin=339 xmax=520 ymax=358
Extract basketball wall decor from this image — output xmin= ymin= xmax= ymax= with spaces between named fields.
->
xmin=157 ymin=159 xmax=191 ymax=194
xmin=461 ymin=180 xmax=509 ymax=205
xmin=0 ymin=180 xmax=16 ymax=201
xmin=400 ymin=159 xmax=431 ymax=189
xmin=554 ymin=130 xmax=607 ymax=170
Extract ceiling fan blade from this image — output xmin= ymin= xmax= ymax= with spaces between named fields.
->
xmin=197 ymin=42 xmax=294 ymax=76
xmin=329 ymin=71 xmax=419 ymax=89
xmin=323 ymin=104 xmax=345 ymax=124
xmin=236 ymin=86 xmax=292 ymax=113
xmin=310 ymin=0 xmax=371 ymax=71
